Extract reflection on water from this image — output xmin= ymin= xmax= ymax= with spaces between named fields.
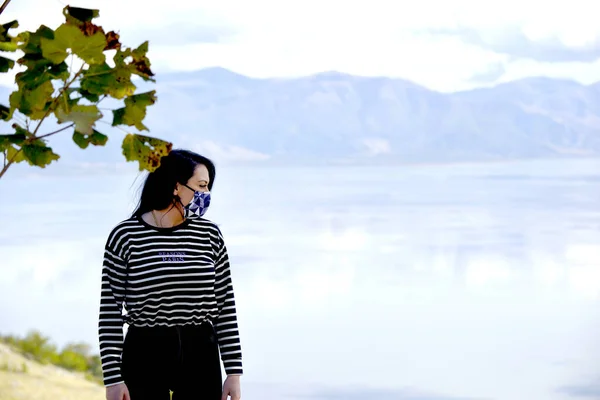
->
xmin=1 ymin=158 xmax=599 ymax=400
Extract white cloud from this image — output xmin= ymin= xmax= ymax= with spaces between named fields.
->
xmin=317 ymin=227 xmax=369 ymax=252
xmin=0 ymin=239 xmax=101 ymax=289
xmin=362 ymin=138 xmax=392 ymax=156
xmin=0 ymin=0 xmax=599 ymax=91
xmin=565 ymin=244 xmax=600 ymax=300
xmin=464 ymin=256 xmax=515 ymax=288
xmin=186 ymin=140 xmax=270 ymax=163
xmin=498 ymin=58 xmax=600 ymax=85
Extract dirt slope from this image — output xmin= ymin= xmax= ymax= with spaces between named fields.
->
xmin=0 ymin=342 xmax=104 ymax=400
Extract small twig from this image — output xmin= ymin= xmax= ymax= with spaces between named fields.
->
xmin=37 ymin=123 xmax=75 ymax=140
xmin=69 ymin=55 xmax=73 ymax=82
xmin=0 ymin=0 xmax=12 ymax=16
xmin=81 ymin=71 xmax=113 ymax=79
xmin=11 ymin=112 xmax=25 ymax=123
xmin=98 ymin=119 xmax=126 ymax=133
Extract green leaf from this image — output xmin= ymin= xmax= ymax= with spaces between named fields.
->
xmin=77 ymin=88 xmax=100 ymax=102
xmin=0 ymin=133 xmax=26 ymax=151
xmin=9 ymin=80 xmax=54 ymax=120
xmin=5 ymin=124 xmax=35 ymax=163
xmin=131 ymin=41 xmax=148 ymax=59
xmin=0 ymin=20 xmax=19 ymax=38
xmin=72 ymin=131 xmax=88 ymax=149
xmin=112 ymin=90 xmax=156 ymax=131
xmin=7 ymin=145 xmax=26 ymax=163
xmin=0 ymin=136 xmax=8 ymax=151
xmin=80 ymin=63 xmax=112 ymax=92
xmin=111 ymin=108 xmax=125 ymax=126
xmin=55 ymin=104 xmax=102 ymax=135
xmin=12 ymin=123 xmax=31 ymax=138
xmin=90 ymin=130 xmax=108 ymax=146
xmin=71 ymin=31 xmax=106 ymax=65
xmin=127 ymin=91 xmax=157 ymax=107
xmin=113 ymin=48 xmax=131 ymax=66
xmin=9 ymin=91 xmax=21 ymax=111
xmin=58 ymin=89 xmax=80 ymax=112
xmin=19 ymin=26 xmax=54 ymax=57
xmin=63 ymin=6 xmax=100 ymax=24
xmin=40 ymin=23 xmax=106 ymax=65
xmin=66 ymin=86 xmax=100 ymax=103
xmin=40 ymin=24 xmax=77 ymax=64
xmin=21 ymin=139 xmax=60 ymax=168
xmin=72 ymin=129 xmax=107 ymax=149
xmin=110 ymin=67 xmax=136 ymax=98
xmin=49 ymin=62 xmax=70 ymax=80
xmin=121 ymin=133 xmax=172 ymax=172
xmin=0 ymin=41 xmax=18 ymax=52
xmin=15 ymin=60 xmax=69 ymax=90
xmin=80 ymin=63 xmax=136 ymax=99
xmin=0 ymin=20 xmax=19 ymax=52
xmin=17 ymin=53 xmax=44 ymax=69
xmin=0 ymin=56 xmax=14 ymax=72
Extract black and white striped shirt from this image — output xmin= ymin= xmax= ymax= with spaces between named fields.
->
xmin=98 ymin=215 xmax=243 ymax=387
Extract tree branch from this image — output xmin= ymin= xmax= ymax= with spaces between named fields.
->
xmin=0 ymin=65 xmax=85 ymax=180
xmin=0 ymin=0 xmax=12 ymax=16
xmin=32 ymin=64 xmax=85 ymax=137
xmin=0 ymin=154 xmax=12 ymax=178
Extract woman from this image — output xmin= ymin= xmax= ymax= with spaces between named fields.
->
xmin=98 ymin=149 xmax=243 ymax=400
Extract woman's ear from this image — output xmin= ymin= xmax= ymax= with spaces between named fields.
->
xmin=173 ymin=183 xmax=180 ymax=197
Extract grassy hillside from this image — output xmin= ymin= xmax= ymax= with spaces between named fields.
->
xmin=0 ymin=342 xmax=104 ymax=400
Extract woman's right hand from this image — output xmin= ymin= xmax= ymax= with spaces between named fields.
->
xmin=106 ymin=383 xmax=131 ymax=400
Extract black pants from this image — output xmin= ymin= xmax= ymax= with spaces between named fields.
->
xmin=122 ymin=322 xmax=223 ymax=400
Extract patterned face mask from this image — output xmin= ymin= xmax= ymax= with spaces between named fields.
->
xmin=183 ymin=189 xmax=211 ymax=218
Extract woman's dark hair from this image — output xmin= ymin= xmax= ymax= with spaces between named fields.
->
xmin=131 ymin=149 xmax=216 ymax=217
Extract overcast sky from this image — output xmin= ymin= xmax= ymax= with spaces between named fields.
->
xmin=2 ymin=0 xmax=600 ymax=91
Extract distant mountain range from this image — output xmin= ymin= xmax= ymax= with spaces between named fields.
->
xmin=2 ymin=67 xmax=600 ymax=167
xmin=145 ymin=68 xmax=600 ymax=164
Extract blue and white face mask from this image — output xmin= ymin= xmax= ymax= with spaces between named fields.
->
xmin=183 ymin=190 xmax=211 ymax=218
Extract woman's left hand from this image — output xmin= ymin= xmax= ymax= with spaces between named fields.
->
xmin=221 ymin=375 xmax=241 ymax=400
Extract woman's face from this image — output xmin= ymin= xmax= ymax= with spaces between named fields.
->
xmin=175 ymin=164 xmax=210 ymax=207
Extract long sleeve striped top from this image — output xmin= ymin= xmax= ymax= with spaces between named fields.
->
xmin=98 ymin=215 xmax=243 ymax=387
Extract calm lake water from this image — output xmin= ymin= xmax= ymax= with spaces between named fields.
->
xmin=1 ymin=158 xmax=599 ymax=400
